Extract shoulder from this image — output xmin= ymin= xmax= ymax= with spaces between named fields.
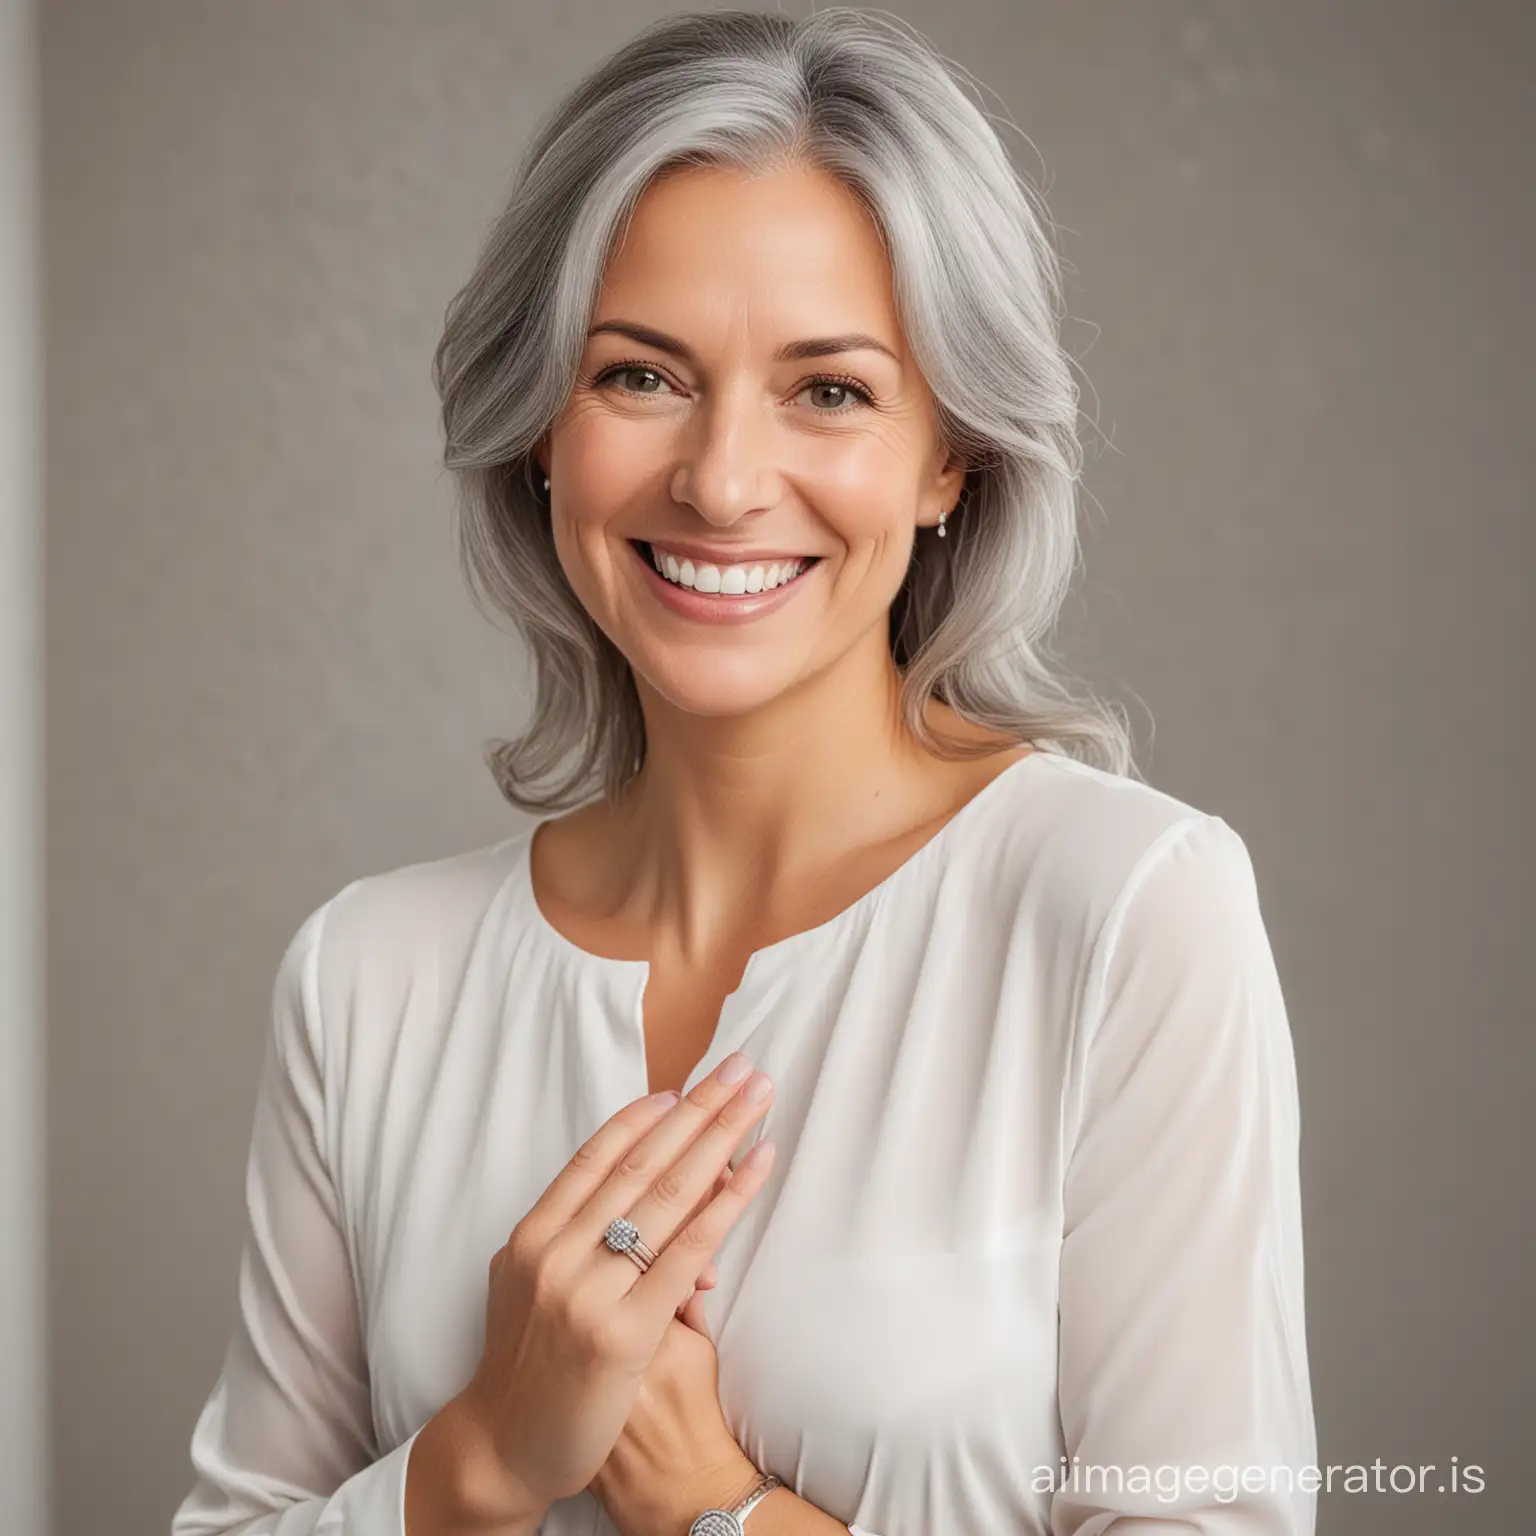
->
xmin=276 ymin=830 xmax=532 ymax=1052
xmin=969 ymin=750 xmax=1262 ymax=955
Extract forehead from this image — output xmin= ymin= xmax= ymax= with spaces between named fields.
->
xmin=595 ymin=163 xmax=905 ymax=354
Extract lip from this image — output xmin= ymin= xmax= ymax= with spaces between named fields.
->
xmin=629 ymin=539 xmax=820 ymax=626
xmin=640 ymin=538 xmax=822 ymax=566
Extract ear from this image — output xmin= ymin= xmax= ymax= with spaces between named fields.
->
xmin=920 ymin=451 xmax=969 ymax=533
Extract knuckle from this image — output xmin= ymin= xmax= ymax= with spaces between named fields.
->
xmin=718 ymin=1094 xmax=755 ymax=1127
xmin=670 ymin=1218 xmax=715 ymax=1255
xmin=558 ymin=1278 xmax=598 ymax=1329
xmin=526 ymin=1246 xmax=573 ymax=1310
xmin=614 ymin=1145 xmax=654 ymax=1183
xmin=505 ymin=1220 xmax=544 ymax=1269
xmin=651 ymin=1163 xmax=689 ymax=1207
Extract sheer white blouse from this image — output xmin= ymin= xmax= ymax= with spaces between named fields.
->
xmin=173 ymin=749 xmax=1318 ymax=1534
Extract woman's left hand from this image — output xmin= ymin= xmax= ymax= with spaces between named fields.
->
xmin=587 ymin=1175 xmax=761 ymax=1536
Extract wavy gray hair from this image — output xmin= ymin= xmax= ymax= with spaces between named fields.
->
xmin=432 ymin=7 xmax=1139 ymax=812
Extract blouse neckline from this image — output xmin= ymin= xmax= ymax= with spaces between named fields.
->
xmin=513 ymin=747 xmax=1052 ymax=985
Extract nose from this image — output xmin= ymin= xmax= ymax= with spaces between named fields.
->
xmin=670 ymin=378 xmax=783 ymax=526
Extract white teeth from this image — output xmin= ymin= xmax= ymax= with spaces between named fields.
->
xmin=646 ymin=544 xmax=810 ymax=595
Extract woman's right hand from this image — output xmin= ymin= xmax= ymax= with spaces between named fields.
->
xmin=453 ymin=1052 xmax=777 ymax=1520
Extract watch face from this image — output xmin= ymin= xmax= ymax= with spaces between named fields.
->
xmin=688 ymin=1512 xmax=742 ymax=1536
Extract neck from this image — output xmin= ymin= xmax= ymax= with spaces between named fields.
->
xmin=599 ymin=626 xmax=999 ymax=965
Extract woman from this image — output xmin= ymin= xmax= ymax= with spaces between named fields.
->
xmin=174 ymin=10 xmax=1316 ymax=1535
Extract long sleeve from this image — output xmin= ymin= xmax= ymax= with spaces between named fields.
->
xmin=1051 ymin=814 xmax=1317 ymax=1535
xmin=172 ymin=893 xmax=425 ymax=1535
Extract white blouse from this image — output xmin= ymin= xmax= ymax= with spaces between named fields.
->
xmin=173 ymin=749 xmax=1318 ymax=1535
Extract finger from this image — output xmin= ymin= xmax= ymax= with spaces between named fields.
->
xmin=679 ymin=1162 xmax=728 ymax=1234
xmin=614 ymin=1072 xmax=773 ymax=1255
xmin=677 ymin=1288 xmax=712 ymax=1339
xmin=625 ymin=1136 xmax=776 ymax=1330
xmin=567 ymin=1056 xmax=770 ymax=1260
xmin=679 ymin=1163 xmax=734 ymax=1250
xmin=514 ymin=1087 xmax=681 ymax=1235
xmin=677 ymin=1246 xmax=719 ymax=1308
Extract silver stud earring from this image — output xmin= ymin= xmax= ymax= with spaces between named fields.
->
xmin=937 ymin=507 xmax=949 ymax=538
xmin=542 ymin=474 xmax=550 ymax=493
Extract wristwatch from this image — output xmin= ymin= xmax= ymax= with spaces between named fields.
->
xmin=686 ymin=1472 xmax=782 ymax=1534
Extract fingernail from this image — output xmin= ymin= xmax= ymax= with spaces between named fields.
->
xmin=743 ymin=1070 xmax=773 ymax=1104
xmin=717 ymin=1051 xmax=751 ymax=1084
xmin=649 ymin=1089 xmax=680 ymax=1107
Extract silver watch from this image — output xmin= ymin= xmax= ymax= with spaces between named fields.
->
xmin=686 ymin=1472 xmax=781 ymax=1534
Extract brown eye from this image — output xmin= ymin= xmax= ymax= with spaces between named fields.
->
xmin=797 ymin=375 xmax=875 ymax=414
xmin=594 ymin=362 xmax=671 ymax=395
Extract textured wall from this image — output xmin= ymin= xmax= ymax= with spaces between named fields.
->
xmin=42 ymin=3 xmax=1533 ymax=1532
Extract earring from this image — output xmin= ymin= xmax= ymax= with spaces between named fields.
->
xmin=542 ymin=474 xmax=550 ymax=493
xmin=937 ymin=507 xmax=949 ymax=538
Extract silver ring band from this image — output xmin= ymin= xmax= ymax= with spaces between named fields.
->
xmin=603 ymin=1216 xmax=657 ymax=1272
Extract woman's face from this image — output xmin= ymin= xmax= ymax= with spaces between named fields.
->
xmin=540 ymin=162 xmax=964 ymax=720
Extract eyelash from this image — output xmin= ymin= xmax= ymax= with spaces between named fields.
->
xmin=590 ymin=358 xmax=876 ymax=414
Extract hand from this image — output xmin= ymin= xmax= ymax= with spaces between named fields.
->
xmin=451 ymin=1058 xmax=777 ymax=1519
xmin=588 ymin=1304 xmax=761 ymax=1536
xmin=590 ymin=1170 xmax=752 ymax=1533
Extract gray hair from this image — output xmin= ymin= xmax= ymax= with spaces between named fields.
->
xmin=432 ymin=6 xmax=1140 ymax=812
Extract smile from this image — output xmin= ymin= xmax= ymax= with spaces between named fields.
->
xmin=628 ymin=539 xmax=823 ymax=625
xmin=639 ymin=541 xmax=819 ymax=595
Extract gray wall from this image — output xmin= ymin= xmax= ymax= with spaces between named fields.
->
xmin=41 ymin=3 xmax=1533 ymax=1532
xmin=3 ymin=0 xmax=47 ymax=1531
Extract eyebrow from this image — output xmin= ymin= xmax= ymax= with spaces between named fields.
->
xmin=586 ymin=319 xmax=901 ymax=367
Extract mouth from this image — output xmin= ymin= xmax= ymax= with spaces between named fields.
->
xmin=629 ymin=539 xmax=823 ymax=597
xmin=626 ymin=538 xmax=825 ymax=626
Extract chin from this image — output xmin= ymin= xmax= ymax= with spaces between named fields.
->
xmin=631 ymin=650 xmax=808 ymax=720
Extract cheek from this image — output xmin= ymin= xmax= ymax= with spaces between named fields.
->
xmin=814 ymin=447 xmax=924 ymax=549
xmin=823 ymin=494 xmax=917 ymax=581
xmin=560 ymin=402 xmax=667 ymax=487
xmin=550 ymin=412 xmax=653 ymax=530
xmin=546 ymin=444 xmax=638 ymax=584
xmin=547 ymin=514 xmax=628 ymax=641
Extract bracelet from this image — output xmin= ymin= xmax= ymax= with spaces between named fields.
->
xmin=687 ymin=1471 xmax=782 ymax=1534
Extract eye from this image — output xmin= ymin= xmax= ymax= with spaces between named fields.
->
xmin=796 ymin=375 xmax=876 ymax=414
xmin=593 ymin=361 xmax=674 ymax=396
xmin=590 ymin=360 xmax=876 ymax=414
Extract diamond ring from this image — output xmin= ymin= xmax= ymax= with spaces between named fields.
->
xmin=603 ymin=1215 xmax=658 ymax=1272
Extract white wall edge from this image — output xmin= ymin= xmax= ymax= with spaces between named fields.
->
xmin=0 ymin=0 xmax=49 ymax=1530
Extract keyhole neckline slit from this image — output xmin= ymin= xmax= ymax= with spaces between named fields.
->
xmin=514 ymin=745 xmax=1050 ymax=988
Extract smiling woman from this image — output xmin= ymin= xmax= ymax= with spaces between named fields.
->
xmin=172 ymin=10 xmax=1317 ymax=1536
xmin=428 ymin=10 xmax=1134 ymax=814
